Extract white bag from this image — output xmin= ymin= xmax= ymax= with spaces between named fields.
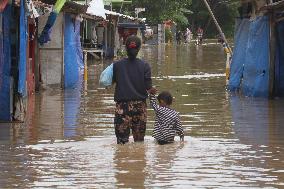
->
xmin=99 ymin=63 xmax=113 ymax=87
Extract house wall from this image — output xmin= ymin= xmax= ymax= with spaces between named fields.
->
xmin=38 ymin=13 xmax=64 ymax=88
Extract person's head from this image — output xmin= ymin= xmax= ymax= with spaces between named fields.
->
xmin=157 ymin=91 xmax=173 ymax=107
xmin=125 ymin=35 xmax=141 ymax=60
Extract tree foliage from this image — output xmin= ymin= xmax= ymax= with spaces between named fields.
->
xmin=188 ymin=0 xmax=240 ymax=37
xmin=120 ymin=0 xmax=241 ymax=38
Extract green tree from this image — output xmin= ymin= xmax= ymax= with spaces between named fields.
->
xmin=188 ymin=0 xmax=240 ymax=38
xmin=121 ymin=0 xmax=240 ymax=38
xmin=123 ymin=0 xmax=192 ymax=28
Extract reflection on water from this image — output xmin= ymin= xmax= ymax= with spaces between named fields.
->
xmin=114 ymin=143 xmax=146 ymax=189
xmin=64 ymin=77 xmax=83 ymax=138
xmin=230 ymin=95 xmax=284 ymax=146
xmin=1 ymin=43 xmax=284 ymax=188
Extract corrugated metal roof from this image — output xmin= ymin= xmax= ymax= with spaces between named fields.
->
xmin=35 ymin=0 xmax=144 ymax=22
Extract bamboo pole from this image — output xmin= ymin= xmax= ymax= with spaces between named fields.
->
xmin=201 ymin=0 xmax=232 ymax=56
xmin=84 ymin=51 xmax=88 ymax=82
xmin=201 ymin=0 xmax=232 ymax=83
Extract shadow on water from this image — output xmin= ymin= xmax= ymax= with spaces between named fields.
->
xmin=1 ymin=43 xmax=284 ymax=188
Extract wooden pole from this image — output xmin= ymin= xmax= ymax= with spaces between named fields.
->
xmin=201 ymin=0 xmax=232 ymax=55
xmin=84 ymin=51 xmax=88 ymax=81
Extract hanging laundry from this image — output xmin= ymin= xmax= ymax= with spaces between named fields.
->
xmin=0 ymin=0 xmax=8 ymax=13
xmin=26 ymin=0 xmax=39 ymax=18
xmin=38 ymin=0 xmax=67 ymax=45
xmin=38 ymin=11 xmax=58 ymax=45
xmin=53 ymin=0 xmax=66 ymax=14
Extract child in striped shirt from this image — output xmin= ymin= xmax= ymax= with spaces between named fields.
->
xmin=150 ymin=91 xmax=184 ymax=145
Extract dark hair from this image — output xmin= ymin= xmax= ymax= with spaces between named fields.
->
xmin=125 ymin=35 xmax=141 ymax=49
xmin=125 ymin=35 xmax=141 ymax=60
xmin=157 ymin=91 xmax=173 ymax=105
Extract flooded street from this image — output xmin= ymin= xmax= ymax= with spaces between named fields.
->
xmin=1 ymin=43 xmax=284 ymax=188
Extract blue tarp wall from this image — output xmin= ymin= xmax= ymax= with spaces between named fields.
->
xmin=275 ymin=20 xmax=284 ymax=96
xmin=229 ymin=16 xmax=270 ymax=97
xmin=64 ymin=14 xmax=83 ymax=88
xmin=0 ymin=6 xmax=11 ymax=121
xmin=18 ymin=0 xmax=27 ymax=96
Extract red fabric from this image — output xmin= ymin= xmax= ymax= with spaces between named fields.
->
xmin=128 ymin=42 xmax=137 ymax=49
xmin=0 ymin=0 xmax=8 ymax=13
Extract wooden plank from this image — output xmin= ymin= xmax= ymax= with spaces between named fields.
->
xmin=83 ymin=48 xmax=104 ymax=59
xmin=82 ymin=14 xmax=104 ymax=21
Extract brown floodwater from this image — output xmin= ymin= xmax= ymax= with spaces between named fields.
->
xmin=1 ymin=43 xmax=284 ymax=188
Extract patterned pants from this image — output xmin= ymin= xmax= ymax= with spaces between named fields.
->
xmin=114 ymin=101 xmax=147 ymax=144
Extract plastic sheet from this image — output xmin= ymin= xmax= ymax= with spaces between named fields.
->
xmin=228 ymin=19 xmax=250 ymax=92
xmin=18 ymin=0 xmax=27 ymax=96
xmin=99 ymin=63 xmax=113 ymax=87
xmin=229 ymin=16 xmax=270 ymax=97
xmin=64 ymin=14 xmax=83 ymax=88
xmin=87 ymin=0 xmax=106 ymax=19
xmin=74 ymin=18 xmax=84 ymax=69
xmin=0 ymin=5 xmax=11 ymax=120
xmin=0 ymin=16 xmax=3 ymax=88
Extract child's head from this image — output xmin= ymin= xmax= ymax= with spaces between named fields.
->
xmin=157 ymin=91 xmax=173 ymax=107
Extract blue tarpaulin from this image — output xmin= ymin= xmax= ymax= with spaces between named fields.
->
xmin=275 ymin=21 xmax=284 ymax=96
xmin=229 ymin=16 xmax=270 ymax=97
xmin=64 ymin=14 xmax=83 ymax=88
xmin=228 ymin=19 xmax=250 ymax=92
xmin=18 ymin=0 xmax=27 ymax=96
xmin=0 ymin=5 xmax=11 ymax=121
xmin=0 ymin=16 xmax=3 ymax=94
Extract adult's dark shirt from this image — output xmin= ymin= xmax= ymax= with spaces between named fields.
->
xmin=113 ymin=58 xmax=152 ymax=102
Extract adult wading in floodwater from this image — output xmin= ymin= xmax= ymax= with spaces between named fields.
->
xmin=113 ymin=35 xmax=156 ymax=144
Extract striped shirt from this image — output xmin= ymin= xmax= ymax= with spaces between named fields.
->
xmin=150 ymin=94 xmax=184 ymax=142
